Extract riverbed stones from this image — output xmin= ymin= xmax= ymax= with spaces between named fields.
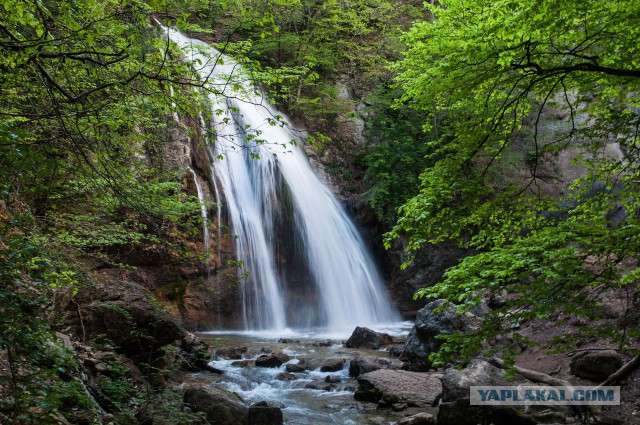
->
xmin=215 ymin=346 xmax=247 ymax=360
xmin=345 ymin=326 xmax=394 ymax=349
xmin=320 ymin=357 xmax=345 ymax=372
xmin=349 ymin=354 xmax=404 ymax=377
xmin=255 ymin=352 xmax=290 ymax=368
xmin=354 ymin=369 xmax=442 ymax=407
xmin=304 ymin=380 xmax=337 ymax=391
xmin=325 ymin=375 xmax=342 ymax=383
xmin=285 ymin=363 xmax=307 ymax=373
xmin=569 ymin=350 xmax=623 ymax=381
xmin=401 ymin=299 xmax=479 ymax=371
xmin=276 ymin=372 xmax=296 ymax=381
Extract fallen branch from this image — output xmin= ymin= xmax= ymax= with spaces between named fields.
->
xmin=598 ymin=354 xmax=640 ymax=387
xmin=487 ymin=357 xmax=572 ymax=387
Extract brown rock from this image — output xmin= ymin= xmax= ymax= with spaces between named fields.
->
xmin=345 ymin=326 xmax=394 ymax=349
xmin=569 ymin=350 xmax=623 ymax=381
xmin=354 ymin=369 xmax=442 ymax=406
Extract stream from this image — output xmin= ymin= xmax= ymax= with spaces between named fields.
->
xmin=186 ymin=324 xmax=416 ymax=424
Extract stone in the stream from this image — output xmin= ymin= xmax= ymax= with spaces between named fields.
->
xmin=304 ymin=380 xmax=336 ymax=391
xmin=397 ymin=412 xmax=436 ymax=425
xmin=349 ymin=354 xmax=404 ymax=377
xmin=320 ymin=357 xmax=345 ymax=372
xmin=231 ymin=360 xmax=251 ymax=367
xmin=569 ymin=350 xmax=623 ymax=381
xmin=285 ymin=363 xmax=306 ymax=373
xmin=248 ymin=403 xmax=284 ymax=425
xmin=354 ymin=369 xmax=442 ymax=407
xmin=183 ymin=385 xmax=248 ymax=425
xmin=276 ymin=372 xmax=296 ymax=381
xmin=345 ymin=326 xmax=394 ymax=349
xmin=325 ymin=375 xmax=341 ymax=383
xmin=215 ymin=346 xmax=247 ymax=360
xmin=255 ymin=352 xmax=290 ymax=368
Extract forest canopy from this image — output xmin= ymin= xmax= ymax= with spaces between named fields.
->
xmin=387 ymin=0 xmax=640 ymax=363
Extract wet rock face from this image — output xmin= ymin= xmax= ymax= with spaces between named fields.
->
xmin=386 ymin=242 xmax=469 ymax=318
xmin=569 ymin=350 xmax=623 ymax=381
xmin=354 ymin=369 xmax=442 ymax=407
xmin=79 ymin=280 xmax=186 ymax=356
xmin=345 ymin=326 xmax=394 ymax=349
xmin=401 ymin=299 xmax=479 ymax=371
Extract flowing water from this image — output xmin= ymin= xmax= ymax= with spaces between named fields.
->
xmin=189 ymin=324 xmax=416 ymax=425
xmin=189 ymin=167 xmax=210 ymax=252
xmin=165 ymin=28 xmax=400 ymax=332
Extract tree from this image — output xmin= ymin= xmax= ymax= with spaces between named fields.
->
xmin=387 ymin=0 xmax=640 ymax=364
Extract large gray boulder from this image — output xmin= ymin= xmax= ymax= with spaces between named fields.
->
xmin=183 ymin=386 xmax=248 ymax=425
xmin=438 ymin=358 xmax=574 ymax=425
xmin=345 ymin=326 xmax=394 ymax=349
xmin=401 ymin=299 xmax=479 ymax=371
xmin=569 ymin=350 xmax=622 ymax=381
xmin=354 ymin=369 xmax=442 ymax=407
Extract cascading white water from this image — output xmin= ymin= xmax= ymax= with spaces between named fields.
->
xmin=166 ymin=27 xmax=399 ymax=331
xmin=189 ymin=167 xmax=210 ymax=252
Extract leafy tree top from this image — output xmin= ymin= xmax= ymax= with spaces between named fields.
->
xmin=387 ymin=0 xmax=640 ymax=363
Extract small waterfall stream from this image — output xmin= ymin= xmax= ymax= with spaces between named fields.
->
xmin=189 ymin=167 xmax=210 ymax=252
xmin=166 ymin=28 xmax=399 ymax=332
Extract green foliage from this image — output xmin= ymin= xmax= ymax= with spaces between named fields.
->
xmin=211 ymin=0 xmax=425 ymax=133
xmin=0 ymin=220 xmax=98 ymax=423
xmin=388 ymin=0 xmax=640 ymax=360
xmin=362 ymin=85 xmax=445 ymax=223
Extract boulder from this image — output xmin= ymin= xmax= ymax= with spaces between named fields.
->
xmin=438 ymin=358 xmax=574 ymax=425
xmin=349 ymin=355 xmax=404 ymax=377
xmin=569 ymin=350 xmax=623 ymax=381
xmin=275 ymin=372 xmax=296 ymax=381
xmin=304 ymin=380 xmax=336 ymax=391
xmin=285 ymin=363 xmax=307 ymax=373
xmin=354 ymin=369 xmax=442 ymax=407
xmin=247 ymin=404 xmax=283 ymax=425
xmin=320 ymin=357 xmax=345 ymax=372
xmin=255 ymin=352 xmax=289 ymax=368
xmin=397 ymin=412 xmax=436 ymax=425
xmin=255 ymin=354 xmax=283 ymax=368
xmin=215 ymin=346 xmax=248 ymax=360
xmin=401 ymin=299 xmax=479 ymax=371
xmin=183 ymin=386 xmax=247 ymax=425
xmin=345 ymin=326 xmax=394 ymax=349
xmin=83 ymin=285 xmax=186 ymax=356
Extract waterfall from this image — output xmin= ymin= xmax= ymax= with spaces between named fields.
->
xmin=189 ymin=167 xmax=210 ymax=252
xmin=166 ymin=27 xmax=399 ymax=332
